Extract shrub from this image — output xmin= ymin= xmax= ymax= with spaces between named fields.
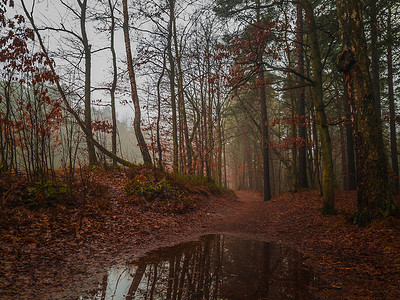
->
xmin=125 ymin=173 xmax=201 ymax=212
xmin=125 ymin=174 xmax=172 ymax=202
xmin=27 ymin=180 xmax=71 ymax=207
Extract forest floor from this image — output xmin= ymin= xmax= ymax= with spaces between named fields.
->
xmin=1 ymin=168 xmax=400 ymax=299
xmin=209 ymin=190 xmax=400 ymax=299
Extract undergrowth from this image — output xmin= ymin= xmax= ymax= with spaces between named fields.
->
xmin=0 ymin=170 xmax=110 ymax=240
xmin=123 ymin=165 xmax=230 ymax=212
xmin=0 ymin=164 xmax=232 ymax=242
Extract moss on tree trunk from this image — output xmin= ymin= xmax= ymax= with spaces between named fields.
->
xmin=299 ymin=0 xmax=335 ymax=214
xmin=336 ymin=0 xmax=394 ymax=226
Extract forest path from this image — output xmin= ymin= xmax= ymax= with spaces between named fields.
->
xmin=3 ymin=187 xmax=399 ymax=299
xmin=204 ymin=190 xmax=280 ymax=240
xmin=203 ymin=189 xmax=400 ymax=299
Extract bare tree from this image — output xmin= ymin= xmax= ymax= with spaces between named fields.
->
xmin=122 ymin=0 xmax=152 ymax=164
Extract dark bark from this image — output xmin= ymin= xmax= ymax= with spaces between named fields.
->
xmin=296 ymin=4 xmax=308 ymax=188
xmin=126 ymin=263 xmax=147 ymax=300
xmin=387 ymin=6 xmax=399 ymax=193
xmin=343 ymin=75 xmax=356 ymax=190
xmin=122 ymin=0 xmax=152 ymax=164
xmin=369 ymin=0 xmax=381 ymax=118
xmin=78 ymin=0 xmax=97 ymax=166
xmin=289 ymin=72 xmax=298 ymax=191
xmin=108 ymin=0 xmax=118 ymax=165
xmin=167 ymin=0 xmax=179 ymax=172
xmin=156 ymin=50 xmax=167 ymax=171
xmin=206 ymin=49 xmax=213 ymax=181
xmin=259 ymin=68 xmax=271 ymax=200
xmin=283 ymin=11 xmax=298 ymax=192
xmin=243 ymin=133 xmax=251 ymax=190
xmin=256 ymin=0 xmax=271 ymax=201
xmin=201 ymin=84 xmax=207 ymax=178
xmin=172 ymin=7 xmax=193 ymax=174
xmin=149 ymin=264 xmax=158 ymax=299
xmin=223 ymin=127 xmax=227 ymax=188
xmin=177 ymin=252 xmax=190 ymax=300
xmin=336 ymin=0 xmax=393 ymax=226
xmin=339 ymin=124 xmax=347 ymax=190
xmin=217 ymin=97 xmax=223 ymax=187
xmin=310 ymin=96 xmax=322 ymax=195
xmin=299 ymin=0 xmax=335 ymax=213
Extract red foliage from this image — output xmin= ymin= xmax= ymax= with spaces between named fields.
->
xmin=0 ymin=2 xmax=64 ymax=176
xmin=91 ymin=120 xmax=113 ymax=134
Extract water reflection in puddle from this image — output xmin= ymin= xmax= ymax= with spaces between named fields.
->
xmin=80 ymin=234 xmax=319 ymax=299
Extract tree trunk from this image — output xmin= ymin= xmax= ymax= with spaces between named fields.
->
xmin=206 ymin=49 xmax=213 ymax=181
xmin=259 ymin=66 xmax=271 ymax=200
xmin=289 ymin=72 xmax=298 ymax=191
xmin=336 ymin=0 xmax=393 ymax=226
xmin=217 ymin=97 xmax=223 ymax=187
xmin=223 ymin=125 xmax=227 ymax=188
xmin=167 ymin=0 xmax=179 ymax=172
xmin=172 ymin=7 xmax=193 ymax=174
xmin=300 ymin=0 xmax=335 ymax=213
xmin=79 ymin=0 xmax=96 ymax=166
xmin=387 ymin=6 xmax=399 ymax=193
xmin=122 ymin=0 xmax=152 ymax=164
xmin=156 ymin=49 xmax=167 ymax=170
xmin=201 ymin=88 xmax=206 ymax=178
xmin=108 ymin=0 xmax=118 ymax=166
xmin=339 ymin=123 xmax=347 ymax=190
xmin=296 ymin=4 xmax=308 ymax=188
xmin=126 ymin=264 xmax=147 ymax=300
xmin=343 ymin=75 xmax=356 ymax=190
xmin=369 ymin=0 xmax=381 ymax=118
xmin=311 ymin=108 xmax=322 ymax=195
xmin=256 ymin=0 xmax=271 ymax=201
xmin=22 ymin=0 xmax=135 ymax=168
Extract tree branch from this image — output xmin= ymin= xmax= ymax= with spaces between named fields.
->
xmin=21 ymin=0 xmax=135 ymax=168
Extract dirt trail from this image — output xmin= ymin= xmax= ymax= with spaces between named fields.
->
xmin=202 ymin=190 xmax=400 ymax=299
xmin=205 ymin=190 xmax=273 ymax=236
xmin=2 ymin=188 xmax=399 ymax=299
xmin=204 ymin=190 xmax=302 ymax=245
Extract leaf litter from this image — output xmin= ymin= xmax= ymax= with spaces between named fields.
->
xmin=1 ymin=169 xmax=400 ymax=299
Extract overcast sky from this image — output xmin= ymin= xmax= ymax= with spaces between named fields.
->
xmin=15 ymin=0 xmax=148 ymax=123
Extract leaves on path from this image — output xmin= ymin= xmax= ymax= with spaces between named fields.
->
xmin=0 ymin=166 xmax=224 ymax=299
xmin=1 ymin=174 xmax=399 ymax=299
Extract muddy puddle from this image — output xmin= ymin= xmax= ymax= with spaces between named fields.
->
xmin=77 ymin=234 xmax=320 ymax=299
